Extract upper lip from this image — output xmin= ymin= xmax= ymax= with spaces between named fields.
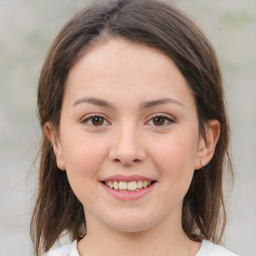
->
xmin=101 ymin=175 xmax=155 ymax=182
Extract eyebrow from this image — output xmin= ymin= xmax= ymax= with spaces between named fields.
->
xmin=140 ymin=98 xmax=185 ymax=109
xmin=73 ymin=97 xmax=115 ymax=108
xmin=73 ymin=97 xmax=184 ymax=109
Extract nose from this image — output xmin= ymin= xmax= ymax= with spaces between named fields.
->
xmin=108 ymin=124 xmax=147 ymax=166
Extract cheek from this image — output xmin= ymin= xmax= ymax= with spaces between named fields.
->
xmin=149 ymin=133 xmax=198 ymax=183
xmin=60 ymin=134 xmax=109 ymax=198
xmin=62 ymin=131 xmax=107 ymax=171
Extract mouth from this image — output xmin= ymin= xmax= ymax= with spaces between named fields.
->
xmin=102 ymin=180 xmax=155 ymax=192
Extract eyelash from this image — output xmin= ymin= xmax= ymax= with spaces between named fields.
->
xmin=81 ymin=114 xmax=110 ymax=127
xmin=146 ymin=114 xmax=174 ymax=127
xmin=81 ymin=114 xmax=174 ymax=128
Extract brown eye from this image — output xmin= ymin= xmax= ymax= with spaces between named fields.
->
xmin=147 ymin=115 xmax=174 ymax=127
xmin=91 ymin=116 xmax=104 ymax=126
xmin=152 ymin=116 xmax=166 ymax=126
xmin=82 ymin=115 xmax=108 ymax=127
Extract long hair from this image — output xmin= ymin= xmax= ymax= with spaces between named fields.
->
xmin=31 ymin=0 xmax=233 ymax=255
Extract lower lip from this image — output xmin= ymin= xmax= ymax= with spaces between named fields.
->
xmin=101 ymin=182 xmax=156 ymax=200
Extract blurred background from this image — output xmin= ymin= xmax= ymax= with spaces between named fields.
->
xmin=0 ymin=0 xmax=255 ymax=255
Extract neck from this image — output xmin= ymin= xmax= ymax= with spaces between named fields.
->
xmin=78 ymin=214 xmax=192 ymax=256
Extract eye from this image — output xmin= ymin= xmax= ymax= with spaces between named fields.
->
xmin=82 ymin=114 xmax=109 ymax=127
xmin=147 ymin=115 xmax=174 ymax=127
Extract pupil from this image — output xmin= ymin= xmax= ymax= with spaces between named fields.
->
xmin=153 ymin=117 xmax=165 ymax=126
xmin=92 ymin=117 xmax=104 ymax=126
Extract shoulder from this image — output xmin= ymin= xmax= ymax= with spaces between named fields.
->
xmin=197 ymin=240 xmax=239 ymax=256
xmin=44 ymin=240 xmax=79 ymax=256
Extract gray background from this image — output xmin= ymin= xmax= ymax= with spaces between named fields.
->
xmin=0 ymin=0 xmax=255 ymax=255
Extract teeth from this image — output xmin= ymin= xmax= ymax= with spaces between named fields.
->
xmin=119 ymin=181 xmax=128 ymax=190
xmin=105 ymin=180 xmax=152 ymax=191
xmin=128 ymin=181 xmax=137 ymax=190
xmin=137 ymin=181 xmax=143 ymax=189
xmin=113 ymin=181 xmax=119 ymax=190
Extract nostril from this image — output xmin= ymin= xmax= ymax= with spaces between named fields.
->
xmin=112 ymin=157 xmax=140 ymax=166
xmin=108 ymin=137 xmax=147 ymax=165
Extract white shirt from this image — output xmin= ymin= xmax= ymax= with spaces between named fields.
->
xmin=45 ymin=239 xmax=238 ymax=256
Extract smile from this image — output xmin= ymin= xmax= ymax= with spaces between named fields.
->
xmin=104 ymin=180 xmax=152 ymax=192
xmin=100 ymin=175 xmax=156 ymax=200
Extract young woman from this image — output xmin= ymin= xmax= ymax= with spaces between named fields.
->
xmin=31 ymin=0 xmax=238 ymax=255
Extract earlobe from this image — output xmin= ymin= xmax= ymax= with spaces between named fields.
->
xmin=195 ymin=120 xmax=220 ymax=170
xmin=44 ymin=122 xmax=66 ymax=171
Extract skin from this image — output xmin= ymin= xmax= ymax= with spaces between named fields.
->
xmin=45 ymin=38 xmax=220 ymax=256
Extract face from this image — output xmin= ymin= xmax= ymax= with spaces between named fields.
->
xmin=47 ymin=38 xmax=215 ymax=234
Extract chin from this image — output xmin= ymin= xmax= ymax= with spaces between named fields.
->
xmin=112 ymin=224 xmax=149 ymax=233
xmin=105 ymin=213 xmax=155 ymax=233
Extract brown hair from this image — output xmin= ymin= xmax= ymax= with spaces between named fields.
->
xmin=31 ymin=0 xmax=233 ymax=255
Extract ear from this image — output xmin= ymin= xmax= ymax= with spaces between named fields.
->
xmin=44 ymin=122 xmax=66 ymax=171
xmin=194 ymin=120 xmax=220 ymax=170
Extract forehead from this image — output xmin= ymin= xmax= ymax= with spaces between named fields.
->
xmin=64 ymin=38 xmax=195 ymax=108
